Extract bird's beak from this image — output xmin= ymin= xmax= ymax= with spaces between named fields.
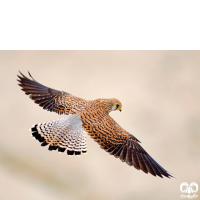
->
xmin=118 ymin=106 xmax=122 ymax=112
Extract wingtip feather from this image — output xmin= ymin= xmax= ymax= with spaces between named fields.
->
xmin=28 ymin=71 xmax=35 ymax=80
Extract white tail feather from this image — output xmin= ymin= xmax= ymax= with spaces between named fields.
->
xmin=31 ymin=115 xmax=87 ymax=155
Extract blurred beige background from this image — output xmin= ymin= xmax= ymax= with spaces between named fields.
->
xmin=0 ymin=51 xmax=200 ymax=200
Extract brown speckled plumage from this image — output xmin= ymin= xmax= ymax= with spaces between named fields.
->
xmin=17 ymin=72 xmax=173 ymax=178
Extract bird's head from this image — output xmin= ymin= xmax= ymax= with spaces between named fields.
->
xmin=104 ymin=98 xmax=122 ymax=113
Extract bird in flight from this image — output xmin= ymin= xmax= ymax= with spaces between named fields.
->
xmin=17 ymin=72 xmax=173 ymax=178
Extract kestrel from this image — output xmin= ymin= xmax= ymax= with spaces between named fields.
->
xmin=17 ymin=72 xmax=172 ymax=178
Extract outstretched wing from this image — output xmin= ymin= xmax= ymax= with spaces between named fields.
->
xmin=17 ymin=72 xmax=85 ymax=115
xmin=90 ymin=115 xmax=172 ymax=178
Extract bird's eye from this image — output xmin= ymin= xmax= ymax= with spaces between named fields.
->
xmin=116 ymin=104 xmax=119 ymax=109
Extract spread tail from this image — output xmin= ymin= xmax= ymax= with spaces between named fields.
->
xmin=30 ymin=115 xmax=87 ymax=155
